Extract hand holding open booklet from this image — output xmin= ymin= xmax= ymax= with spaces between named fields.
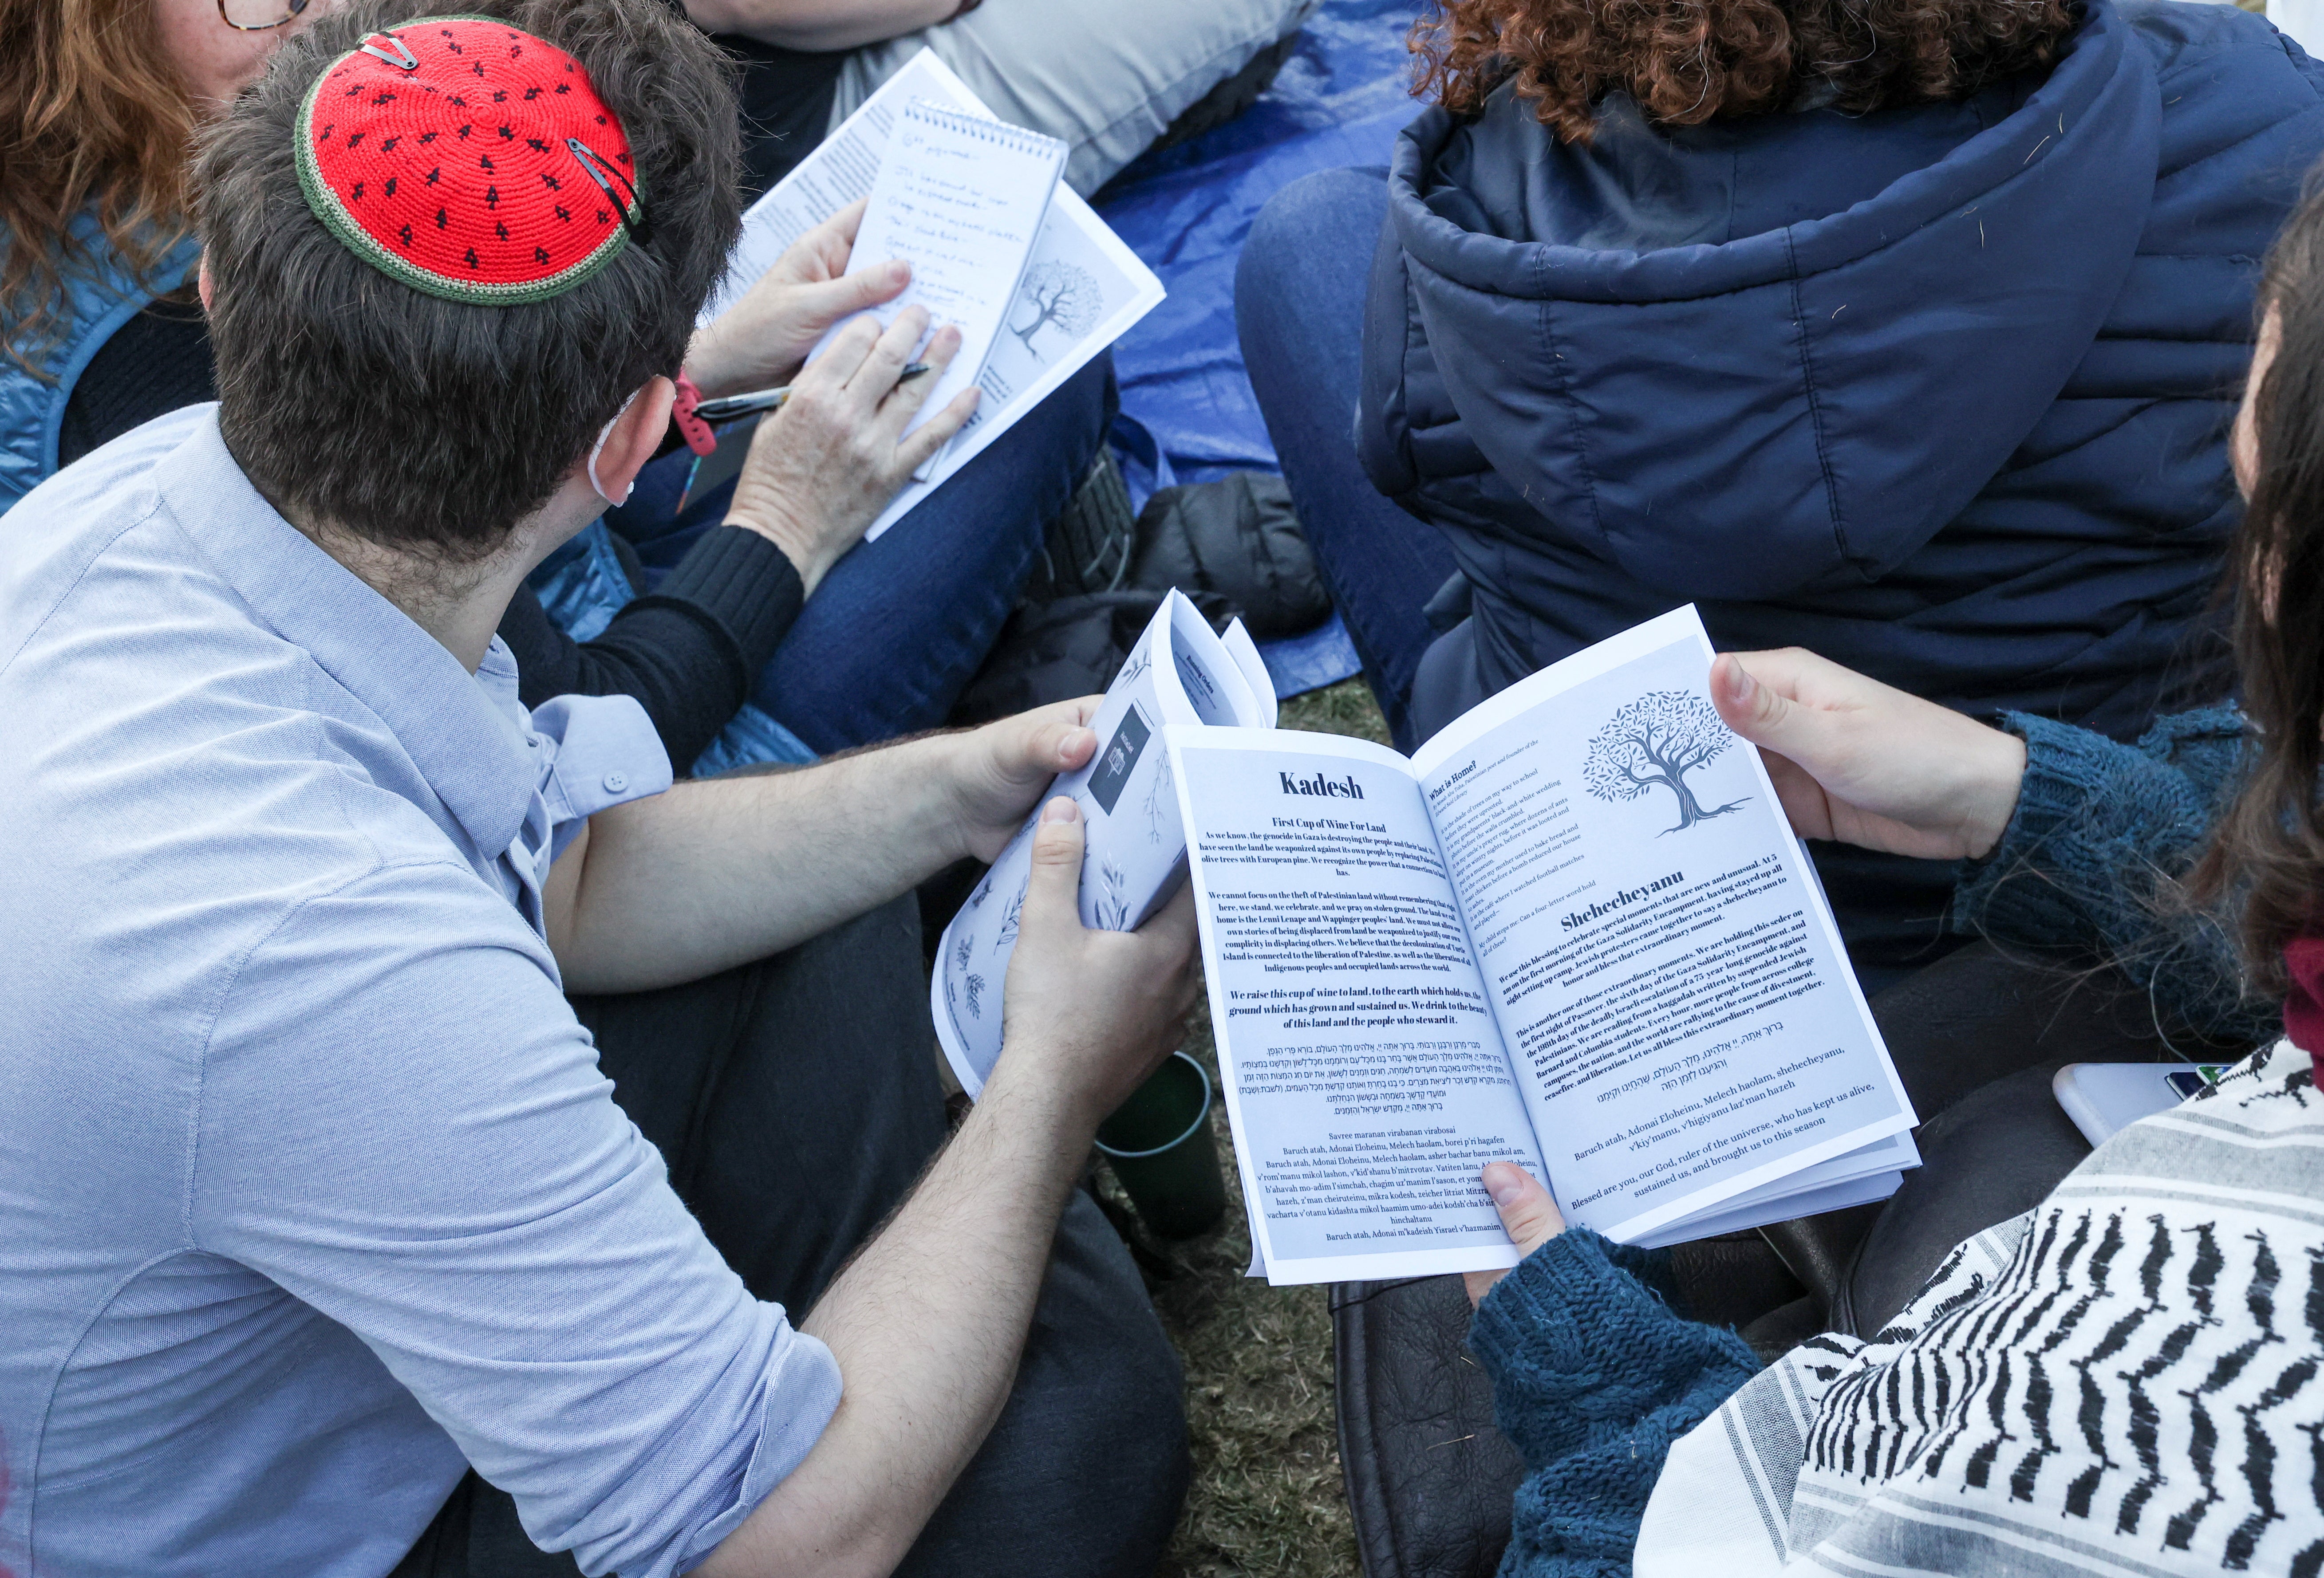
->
xmin=943 ymin=603 xmax=1917 ymax=1285
xmin=1167 ymin=607 xmax=1918 ymax=1284
xmin=935 ymin=592 xmax=1278 ymax=1096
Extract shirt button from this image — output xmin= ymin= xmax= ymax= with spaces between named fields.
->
xmin=602 ymin=771 xmax=629 ymax=793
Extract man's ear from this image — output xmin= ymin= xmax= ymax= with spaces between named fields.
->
xmin=592 ymin=376 xmax=676 ymax=505
xmin=197 ymin=252 xmax=214 ymax=313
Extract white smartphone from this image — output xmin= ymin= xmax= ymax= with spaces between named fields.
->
xmin=2052 ymin=1062 xmax=2221 ymax=1146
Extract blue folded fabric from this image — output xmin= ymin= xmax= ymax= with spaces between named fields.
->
xmin=1096 ymin=1 xmax=1416 ymax=697
xmin=1097 ymin=0 xmax=1420 ymax=488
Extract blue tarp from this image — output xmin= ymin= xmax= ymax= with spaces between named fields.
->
xmin=1098 ymin=0 xmax=1420 ymax=486
xmin=1094 ymin=0 xmax=1424 ymax=697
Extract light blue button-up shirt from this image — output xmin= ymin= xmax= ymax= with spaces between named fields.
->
xmin=0 ymin=409 xmax=841 ymax=1578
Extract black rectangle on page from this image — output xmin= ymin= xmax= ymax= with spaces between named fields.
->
xmin=1087 ymin=705 xmax=1152 ymax=815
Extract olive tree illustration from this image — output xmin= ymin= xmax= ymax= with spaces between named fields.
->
xmin=1581 ymin=690 xmax=1748 ymax=834
xmin=1010 ymin=261 xmax=1101 ymax=354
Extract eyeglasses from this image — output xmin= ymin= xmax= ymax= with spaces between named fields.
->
xmin=216 ymin=0 xmax=311 ymax=33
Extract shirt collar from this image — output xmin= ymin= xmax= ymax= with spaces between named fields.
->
xmin=151 ymin=408 xmax=536 ymax=859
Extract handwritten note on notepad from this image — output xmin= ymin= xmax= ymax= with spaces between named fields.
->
xmin=704 ymin=52 xmax=1164 ymax=542
xmin=813 ymin=100 xmax=1068 ymax=467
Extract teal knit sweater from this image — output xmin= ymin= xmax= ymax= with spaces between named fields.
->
xmin=1471 ymin=704 xmax=2277 ymax=1577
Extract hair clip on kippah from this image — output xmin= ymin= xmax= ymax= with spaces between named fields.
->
xmin=294 ymin=16 xmax=644 ymax=305
xmin=357 ymin=31 xmax=418 ymax=69
xmin=566 ymin=138 xmax=652 ymax=244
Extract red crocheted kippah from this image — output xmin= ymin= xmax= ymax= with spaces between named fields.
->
xmin=295 ymin=15 xmax=643 ymax=305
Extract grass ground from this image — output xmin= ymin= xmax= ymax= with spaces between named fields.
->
xmin=1097 ymin=677 xmax=1389 ymax=1578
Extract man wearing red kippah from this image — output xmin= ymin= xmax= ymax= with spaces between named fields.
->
xmin=0 ymin=3 xmax=1195 ymax=1576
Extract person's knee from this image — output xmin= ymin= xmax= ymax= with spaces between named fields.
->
xmin=1240 ymin=166 xmax=1388 ymax=293
xmin=1025 ymin=1194 xmax=1188 ymax=1458
xmin=790 ymin=890 xmax=923 ymax=989
xmin=1010 ymin=1197 xmax=1190 ymax=1567
xmin=1237 ymin=167 xmax=1390 ymax=377
xmin=1034 ymin=349 xmax=1117 ymax=462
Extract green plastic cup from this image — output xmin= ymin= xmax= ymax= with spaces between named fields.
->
xmin=1096 ymin=1051 xmax=1227 ymax=1240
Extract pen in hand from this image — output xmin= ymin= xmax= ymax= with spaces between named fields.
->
xmin=693 ymin=362 xmax=932 ymax=424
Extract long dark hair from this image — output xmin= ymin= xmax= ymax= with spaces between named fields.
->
xmin=2183 ymin=188 xmax=2324 ymax=999
xmin=1409 ymin=0 xmax=2079 ymax=144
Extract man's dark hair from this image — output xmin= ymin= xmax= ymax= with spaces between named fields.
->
xmin=195 ymin=0 xmax=741 ymax=558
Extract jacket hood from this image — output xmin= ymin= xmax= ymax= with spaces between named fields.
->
xmin=1380 ymin=0 xmax=2162 ymax=600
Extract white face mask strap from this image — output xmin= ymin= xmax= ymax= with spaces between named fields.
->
xmin=588 ymin=389 xmax=643 ymax=507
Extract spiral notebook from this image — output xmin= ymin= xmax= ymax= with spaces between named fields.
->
xmin=809 ymin=99 xmax=1069 ymax=478
xmin=705 ymin=51 xmax=1163 ymax=542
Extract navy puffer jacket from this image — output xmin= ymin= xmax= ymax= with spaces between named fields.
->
xmin=1360 ymin=0 xmax=2324 ymax=744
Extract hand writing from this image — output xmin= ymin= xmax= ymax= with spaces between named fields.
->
xmin=722 ymin=303 xmax=979 ymax=593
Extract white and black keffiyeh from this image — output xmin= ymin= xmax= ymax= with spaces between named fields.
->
xmin=1637 ymin=1041 xmax=2324 ymax=1577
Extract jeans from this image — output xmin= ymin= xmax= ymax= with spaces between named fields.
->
xmin=391 ymin=895 xmax=1189 ymax=1577
xmin=605 ymin=355 xmax=1117 ymax=758
xmin=1235 ymin=167 xmax=1453 ymax=753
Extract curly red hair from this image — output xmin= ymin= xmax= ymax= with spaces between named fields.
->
xmin=1412 ymin=0 xmax=2079 ymax=143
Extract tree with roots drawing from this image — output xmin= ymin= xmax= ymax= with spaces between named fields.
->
xmin=1010 ymin=261 xmax=1101 ymax=354
xmin=1581 ymin=690 xmax=1747 ymax=833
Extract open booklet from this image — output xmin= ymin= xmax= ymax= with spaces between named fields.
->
xmin=804 ymin=98 xmax=1066 ymax=480
xmin=1166 ymin=607 xmax=1921 ymax=1285
xmin=699 ymin=50 xmax=1166 ymax=541
xmin=935 ymin=591 xmax=1278 ymax=1096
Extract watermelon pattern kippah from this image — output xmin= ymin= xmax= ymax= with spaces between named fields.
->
xmin=296 ymin=16 xmax=645 ymax=305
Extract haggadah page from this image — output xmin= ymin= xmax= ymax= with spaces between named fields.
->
xmin=1409 ymin=607 xmax=1914 ymax=1244
xmin=1168 ymin=728 xmax=1546 ymax=1286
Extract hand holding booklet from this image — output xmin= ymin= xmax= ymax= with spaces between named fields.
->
xmin=1165 ymin=607 xmax=1918 ymax=1285
xmin=804 ymin=99 xmax=1066 ymax=478
xmin=946 ymin=603 xmax=1917 ymax=1286
xmin=934 ymin=592 xmax=1278 ymax=1097
xmin=698 ymin=50 xmax=1164 ymax=540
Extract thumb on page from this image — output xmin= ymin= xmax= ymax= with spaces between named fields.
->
xmin=805 ymin=260 xmax=910 ymax=325
xmin=1020 ymin=797 xmax=1086 ymax=935
xmin=1464 ymin=1161 xmax=1566 ymax=1306
xmin=1711 ymin=651 xmax=1847 ymax=772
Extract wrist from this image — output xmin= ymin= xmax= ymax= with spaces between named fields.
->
xmin=977 ymin=1034 xmax=1112 ymax=1145
xmin=680 ymin=339 xmax=801 ymax=405
xmin=930 ymin=729 xmax=1002 ymax=866
xmin=1960 ymin=725 xmax=2028 ymax=861
xmin=678 ymin=334 xmax=742 ymax=402
xmin=722 ymin=498 xmax=835 ymax=596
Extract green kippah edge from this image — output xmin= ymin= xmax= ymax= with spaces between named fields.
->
xmin=294 ymin=21 xmax=637 ymax=307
